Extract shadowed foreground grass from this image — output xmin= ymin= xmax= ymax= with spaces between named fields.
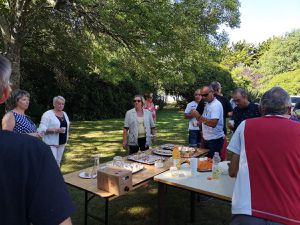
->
xmin=61 ymin=107 xmax=231 ymax=225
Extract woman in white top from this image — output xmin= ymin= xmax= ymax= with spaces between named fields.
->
xmin=38 ymin=96 xmax=70 ymax=167
xmin=123 ymin=95 xmax=156 ymax=155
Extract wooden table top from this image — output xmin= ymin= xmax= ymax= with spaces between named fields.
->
xmin=63 ymin=148 xmax=209 ymax=199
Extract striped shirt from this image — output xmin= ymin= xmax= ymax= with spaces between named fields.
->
xmin=12 ymin=111 xmax=37 ymax=134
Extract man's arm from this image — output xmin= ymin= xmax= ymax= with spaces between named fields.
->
xmin=60 ymin=217 xmax=72 ymax=225
xmin=228 ymin=153 xmax=240 ymax=177
xmin=191 ymin=109 xmax=218 ymax=127
xmin=184 ymin=113 xmax=194 ymax=119
xmin=2 ymin=112 xmax=15 ymax=131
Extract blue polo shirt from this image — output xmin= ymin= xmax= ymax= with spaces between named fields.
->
xmin=0 ymin=131 xmax=75 ymax=225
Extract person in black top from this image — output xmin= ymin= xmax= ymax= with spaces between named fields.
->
xmin=0 ymin=55 xmax=74 ymax=225
xmin=229 ymin=88 xmax=261 ymax=132
xmin=210 ymin=81 xmax=233 ymax=135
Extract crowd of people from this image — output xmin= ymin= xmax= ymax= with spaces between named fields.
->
xmin=1 ymin=53 xmax=300 ymax=225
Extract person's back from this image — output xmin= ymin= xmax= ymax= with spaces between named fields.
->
xmin=0 ymin=55 xmax=74 ymax=225
xmin=0 ymin=130 xmax=75 ymax=225
xmin=228 ymin=86 xmax=300 ymax=225
xmin=240 ymin=117 xmax=300 ymax=223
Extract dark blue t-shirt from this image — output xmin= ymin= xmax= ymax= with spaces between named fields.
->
xmin=232 ymin=102 xmax=261 ymax=132
xmin=0 ymin=131 xmax=75 ymax=225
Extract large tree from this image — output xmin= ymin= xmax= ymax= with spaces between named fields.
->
xmin=0 ymin=0 xmax=240 ymax=89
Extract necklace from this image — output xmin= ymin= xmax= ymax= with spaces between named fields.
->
xmin=56 ymin=115 xmax=64 ymax=122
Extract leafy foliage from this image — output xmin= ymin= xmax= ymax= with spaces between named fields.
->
xmin=260 ymin=69 xmax=300 ymax=95
xmin=258 ymin=30 xmax=300 ymax=76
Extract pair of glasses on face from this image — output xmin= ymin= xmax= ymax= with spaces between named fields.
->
xmin=133 ymin=100 xmax=141 ymax=103
xmin=201 ymin=93 xmax=209 ymax=97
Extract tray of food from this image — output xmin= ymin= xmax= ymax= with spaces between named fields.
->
xmin=106 ymin=161 xmax=144 ymax=174
xmin=161 ymin=144 xmax=174 ymax=150
xmin=197 ymin=157 xmax=212 ymax=172
xmin=180 ymin=147 xmax=196 ymax=158
xmin=152 ymin=148 xmax=173 ymax=156
xmin=127 ymin=153 xmax=164 ymax=165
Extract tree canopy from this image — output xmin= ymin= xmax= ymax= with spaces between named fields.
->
xmin=1 ymin=0 xmax=241 ymax=120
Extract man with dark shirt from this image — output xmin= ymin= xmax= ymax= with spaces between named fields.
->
xmin=211 ymin=81 xmax=233 ymax=135
xmin=229 ymin=88 xmax=261 ymax=132
xmin=0 ymin=55 xmax=74 ymax=225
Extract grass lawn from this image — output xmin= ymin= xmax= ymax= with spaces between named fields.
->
xmin=61 ymin=106 xmax=231 ymax=225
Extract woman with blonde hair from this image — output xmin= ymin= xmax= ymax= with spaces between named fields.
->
xmin=38 ymin=96 xmax=70 ymax=167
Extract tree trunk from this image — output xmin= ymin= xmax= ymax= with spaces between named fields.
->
xmin=6 ymin=40 xmax=21 ymax=90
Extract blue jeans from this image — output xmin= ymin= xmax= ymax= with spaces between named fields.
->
xmin=231 ymin=215 xmax=283 ymax=225
xmin=204 ymin=137 xmax=224 ymax=158
xmin=188 ymin=130 xmax=200 ymax=147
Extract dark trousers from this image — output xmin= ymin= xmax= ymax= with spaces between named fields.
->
xmin=129 ymin=137 xmax=149 ymax=155
xmin=231 ymin=215 xmax=283 ymax=225
xmin=204 ymin=137 xmax=224 ymax=158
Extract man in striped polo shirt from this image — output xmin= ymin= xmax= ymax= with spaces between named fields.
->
xmin=228 ymin=86 xmax=300 ymax=225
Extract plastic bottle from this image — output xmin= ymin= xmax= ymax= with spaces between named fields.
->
xmin=212 ymin=152 xmax=221 ymax=179
xmin=172 ymin=145 xmax=181 ymax=170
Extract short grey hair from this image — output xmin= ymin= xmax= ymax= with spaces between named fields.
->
xmin=0 ymin=55 xmax=12 ymax=95
xmin=233 ymin=88 xmax=248 ymax=98
xmin=210 ymin=81 xmax=221 ymax=92
xmin=53 ymin=96 xmax=66 ymax=104
xmin=260 ymin=86 xmax=291 ymax=115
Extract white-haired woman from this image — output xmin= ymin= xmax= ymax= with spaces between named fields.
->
xmin=38 ymin=96 xmax=70 ymax=167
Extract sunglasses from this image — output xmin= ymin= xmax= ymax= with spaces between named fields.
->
xmin=201 ymin=93 xmax=209 ymax=97
xmin=133 ymin=100 xmax=141 ymax=103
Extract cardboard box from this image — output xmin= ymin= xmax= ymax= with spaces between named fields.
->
xmin=97 ymin=167 xmax=132 ymax=196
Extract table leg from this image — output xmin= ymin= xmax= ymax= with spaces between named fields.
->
xmin=84 ymin=191 xmax=88 ymax=225
xmin=105 ymin=198 xmax=109 ymax=225
xmin=158 ymin=182 xmax=167 ymax=225
xmin=190 ymin=191 xmax=195 ymax=223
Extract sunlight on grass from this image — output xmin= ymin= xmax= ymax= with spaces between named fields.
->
xmin=127 ymin=206 xmax=150 ymax=215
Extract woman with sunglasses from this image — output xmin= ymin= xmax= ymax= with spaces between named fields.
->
xmin=123 ymin=95 xmax=156 ymax=154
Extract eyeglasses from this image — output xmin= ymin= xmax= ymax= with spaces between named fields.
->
xmin=201 ymin=93 xmax=209 ymax=97
xmin=133 ymin=100 xmax=141 ymax=103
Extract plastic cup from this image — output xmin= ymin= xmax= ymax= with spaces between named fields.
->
xmin=229 ymin=120 xmax=234 ymax=126
xmin=60 ymin=127 xmax=66 ymax=133
xmin=190 ymin=158 xmax=198 ymax=177
xmin=170 ymin=166 xmax=179 ymax=177
xmin=192 ymin=120 xmax=198 ymax=127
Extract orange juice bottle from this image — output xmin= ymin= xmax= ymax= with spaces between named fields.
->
xmin=172 ymin=145 xmax=181 ymax=170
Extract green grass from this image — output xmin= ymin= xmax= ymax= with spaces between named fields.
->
xmin=61 ymin=106 xmax=231 ymax=225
